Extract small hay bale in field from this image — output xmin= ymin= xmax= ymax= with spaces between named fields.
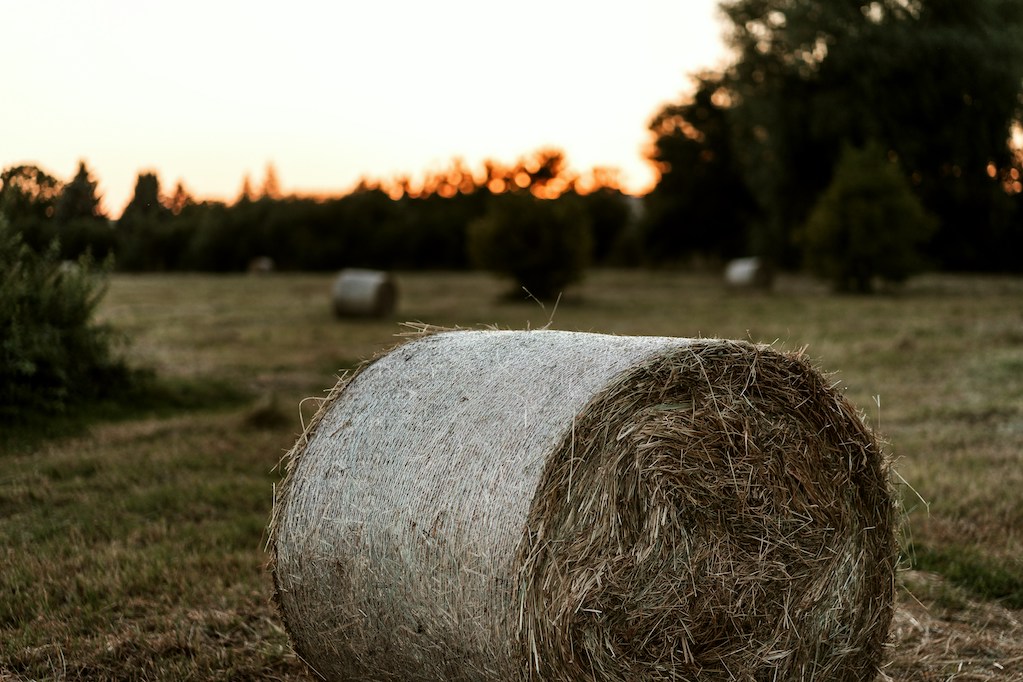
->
xmin=725 ymin=256 xmax=774 ymax=290
xmin=269 ymin=330 xmax=896 ymax=682
xmin=331 ymin=268 xmax=397 ymax=318
xmin=248 ymin=256 xmax=276 ymax=274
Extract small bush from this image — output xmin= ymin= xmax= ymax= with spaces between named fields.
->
xmin=801 ymin=141 xmax=936 ymax=293
xmin=468 ymin=193 xmax=593 ymax=301
xmin=0 ymin=215 xmax=133 ymax=422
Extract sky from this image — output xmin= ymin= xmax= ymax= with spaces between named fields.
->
xmin=1 ymin=1 xmax=731 ymax=216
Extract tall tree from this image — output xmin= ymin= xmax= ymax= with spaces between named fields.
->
xmin=644 ymin=74 xmax=760 ymax=262
xmin=719 ymin=0 xmax=1023 ymax=269
xmin=54 ymin=160 xmax=106 ymax=224
xmin=167 ymin=181 xmax=195 ymax=216
xmin=261 ymin=163 xmax=282 ymax=199
xmin=237 ymin=174 xmax=255 ymax=204
xmin=121 ymin=171 xmax=166 ymax=221
xmin=116 ymin=172 xmax=176 ymax=270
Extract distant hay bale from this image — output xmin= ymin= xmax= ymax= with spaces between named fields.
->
xmin=331 ymin=269 xmax=397 ymax=318
xmin=725 ymin=256 xmax=774 ymax=290
xmin=248 ymin=256 xmax=276 ymax=274
xmin=269 ymin=330 xmax=896 ymax=682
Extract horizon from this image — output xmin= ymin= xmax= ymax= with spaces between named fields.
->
xmin=1 ymin=0 xmax=730 ymax=216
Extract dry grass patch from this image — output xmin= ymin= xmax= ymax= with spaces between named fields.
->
xmin=887 ymin=571 xmax=1023 ymax=680
xmin=1 ymin=410 xmax=314 ymax=680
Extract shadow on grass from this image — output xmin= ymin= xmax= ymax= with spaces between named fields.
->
xmin=911 ymin=543 xmax=1023 ymax=609
xmin=1 ymin=371 xmax=249 ymax=453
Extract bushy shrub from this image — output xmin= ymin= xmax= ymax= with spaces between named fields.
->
xmin=801 ymin=142 xmax=936 ymax=293
xmin=0 ymin=215 xmax=132 ymax=421
xmin=468 ymin=193 xmax=593 ymax=301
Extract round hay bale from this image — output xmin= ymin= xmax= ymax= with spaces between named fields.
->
xmin=725 ymin=257 xmax=774 ymax=290
xmin=248 ymin=256 xmax=276 ymax=274
xmin=269 ymin=330 xmax=896 ymax=681
xmin=331 ymin=269 xmax=397 ymax=318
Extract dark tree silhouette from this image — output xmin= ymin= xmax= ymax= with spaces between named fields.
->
xmin=0 ymin=164 xmax=63 ymax=223
xmin=718 ymin=0 xmax=1023 ymax=269
xmin=645 ymin=74 xmax=760 ymax=263
xmin=55 ymin=161 xmax=106 ymax=224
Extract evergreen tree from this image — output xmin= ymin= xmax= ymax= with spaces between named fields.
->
xmin=167 ymin=181 xmax=194 ymax=216
xmin=48 ymin=161 xmax=114 ymax=260
xmin=121 ymin=171 xmax=166 ymax=220
xmin=54 ymin=160 xmax=106 ymax=224
xmin=260 ymin=163 xmax=282 ymax=199
xmin=117 ymin=171 xmax=173 ymax=270
xmin=801 ymin=142 xmax=936 ymax=292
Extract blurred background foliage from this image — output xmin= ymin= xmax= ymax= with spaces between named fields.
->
xmin=1 ymin=0 xmax=1022 ymax=292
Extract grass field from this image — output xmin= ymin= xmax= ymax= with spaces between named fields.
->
xmin=2 ymin=269 xmax=1022 ymax=680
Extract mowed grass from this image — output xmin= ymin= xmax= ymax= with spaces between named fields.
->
xmin=2 ymin=269 xmax=1022 ymax=680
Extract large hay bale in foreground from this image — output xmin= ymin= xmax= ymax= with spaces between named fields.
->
xmin=269 ymin=330 xmax=896 ymax=681
xmin=331 ymin=268 xmax=397 ymax=318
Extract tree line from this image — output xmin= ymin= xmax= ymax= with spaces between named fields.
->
xmin=0 ymin=149 xmax=639 ymax=280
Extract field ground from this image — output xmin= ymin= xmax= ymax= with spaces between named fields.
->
xmin=2 ymin=269 xmax=1022 ymax=680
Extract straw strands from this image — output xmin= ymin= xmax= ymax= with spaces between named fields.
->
xmin=269 ymin=330 xmax=896 ymax=681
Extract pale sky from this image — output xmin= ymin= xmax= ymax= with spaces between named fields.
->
xmin=1 ymin=1 xmax=730 ymax=216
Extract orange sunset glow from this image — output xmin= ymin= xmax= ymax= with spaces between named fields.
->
xmin=1 ymin=0 xmax=729 ymax=216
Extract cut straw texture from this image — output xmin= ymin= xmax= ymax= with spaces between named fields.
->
xmin=269 ymin=330 xmax=896 ymax=681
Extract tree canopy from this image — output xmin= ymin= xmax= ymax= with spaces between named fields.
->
xmin=0 ymin=165 xmax=62 ymax=224
xmin=723 ymin=0 xmax=1023 ymax=267
xmin=647 ymin=0 xmax=1023 ymax=271
xmin=2 ymin=148 xmax=636 ymax=276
